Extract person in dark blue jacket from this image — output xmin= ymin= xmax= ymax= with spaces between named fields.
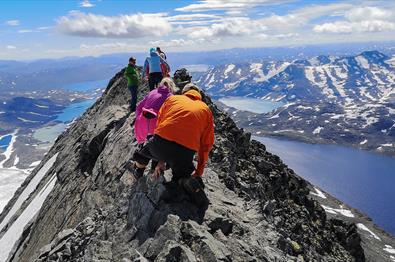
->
xmin=142 ymin=48 xmax=170 ymax=91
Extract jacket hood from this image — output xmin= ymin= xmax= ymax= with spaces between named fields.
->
xmin=150 ymin=51 xmax=159 ymax=57
xmin=157 ymin=85 xmax=171 ymax=93
xmin=184 ymin=90 xmax=202 ymax=101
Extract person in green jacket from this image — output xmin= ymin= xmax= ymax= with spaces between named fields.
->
xmin=124 ymin=57 xmax=139 ymax=112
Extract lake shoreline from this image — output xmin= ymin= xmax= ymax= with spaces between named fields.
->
xmin=214 ymin=97 xmax=395 ymax=158
xmin=253 ymin=135 xmax=395 ymax=236
xmin=252 ymin=131 xmax=395 ymax=159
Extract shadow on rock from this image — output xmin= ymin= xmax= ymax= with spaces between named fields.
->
xmin=126 ymin=174 xmax=208 ymax=244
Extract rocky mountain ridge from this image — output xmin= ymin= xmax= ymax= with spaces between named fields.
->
xmin=197 ymin=51 xmax=395 ymax=156
xmin=0 ymin=69 xmax=394 ymax=261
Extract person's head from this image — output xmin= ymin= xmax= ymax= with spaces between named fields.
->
xmin=128 ymin=57 xmax=136 ymax=65
xmin=182 ymin=83 xmax=201 ymax=95
xmin=150 ymin=47 xmax=156 ymax=54
xmin=159 ymin=77 xmax=177 ymax=94
xmin=156 ymin=47 xmax=162 ymax=53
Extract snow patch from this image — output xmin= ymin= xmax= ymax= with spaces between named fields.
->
xmin=360 ymin=139 xmax=368 ymax=145
xmin=0 ymin=153 xmax=58 ymax=232
xmin=34 ymin=104 xmax=49 ymax=109
xmin=13 ymin=155 xmax=19 ymax=166
xmin=224 ymin=64 xmax=235 ymax=76
xmin=0 ymin=173 xmax=57 ymax=261
xmin=356 ymin=223 xmax=381 ymax=240
xmin=310 ymin=187 xmax=326 ymax=199
xmin=17 ymin=117 xmax=39 ymax=123
xmin=250 ymin=62 xmax=289 ymax=83
xmin=384 ymin=245 xmax=395 ymax=254
xmin=0 ymin=168 xmax=29 ymax=213
xmin=29 ymin=161 xmax=41 ymax=167
xmin=355 ymin=55 xmax=370 ymax=69
xmin=321 ymin=205 xmax=354 ymax=218
xmin=313 ymin=126 xmax=323 ymax=135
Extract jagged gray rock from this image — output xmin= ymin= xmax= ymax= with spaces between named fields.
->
xmin=0 ymin=68 xmax=393 ymax=262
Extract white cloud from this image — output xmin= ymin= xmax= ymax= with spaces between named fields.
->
xmin=345 ymin=6 xmax=392 ymax=21
xmin=176 ymin=0 xmax=292 ymax=12
xmin=290 ymin=3 xmax=352 ymax=20
xmin=57 ymin=11 xmax=172 ymax=38
xmin=80 ymin=0 xmax=95 ymax=8
xmin=167 ymin=14 xmax=222 ymax=26
xmin=5 ymin=20 xmax=19 ymax=26
xmin=180 ymin=17 xmax=267 ymax=38
xmin=167 ymin=14 xmax=221 ymax=21
xmin=314 ymin=20 xmax=395 ymax=34
xmin=37 ymin=26 xmax=52 ymax=30
xmin=79 ymin=42 xmax=132 ymax=50
xmin=314 ymin=6 xmax=395 ymax=34
xmin=18 ymin=29 xmax=38 ymax=33
xmin=6 ymin=45 xmax=16 ymax=50
xmin=177 ymin=3 xmax=354 ymax=40
xmin=149 ymin=38 xmax=198 ymax=48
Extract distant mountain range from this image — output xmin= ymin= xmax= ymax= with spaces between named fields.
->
xmin=197 ymin=51 xmax=395 ymax=156
xmin=1 ymin=41 xmax=394 ymax=92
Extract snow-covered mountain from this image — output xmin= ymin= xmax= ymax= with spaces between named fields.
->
xmin=199 ymin=51 xmax=395 ymax=103
xmin=198 ymin=51 xmax=395 ymax=156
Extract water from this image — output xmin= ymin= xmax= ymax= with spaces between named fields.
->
xmin=63 ymin=79 xmax=107 ymax=92
xmin=56 ymin=99 xmax=95 ymax=122
xmin=254 ymin=136 xmax=395 ymax=236
xmin=218 ymin=97 xmax=284 ymax=114
xmin=0 ymin=135 xmax=12 ymax=150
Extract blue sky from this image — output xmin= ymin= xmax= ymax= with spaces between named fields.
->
xmin=1 ymin=0 xmax=395 ymax=60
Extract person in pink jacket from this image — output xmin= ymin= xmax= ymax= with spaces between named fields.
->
xmin=134 ymin=77 xmax=177 ymax=144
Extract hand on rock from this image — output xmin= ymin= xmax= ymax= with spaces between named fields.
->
xmin=151 ymin=161 xmax=165 ymax=180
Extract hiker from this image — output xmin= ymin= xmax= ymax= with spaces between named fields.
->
xmin=124 ymin=57 xmax=139 ymax=112
xmin=157 ymin=47 xmax=170 ymax=78
xmin=134 ymin=77 xmax=177 ymax=144
xmin=130 ymin=83 xmax=214 ymax=205
xmin=142 ymin=48 xmax=170 ymax=91
xmin=156 ymin=47 xmax=167 ymax=60
xmin=173 ymin=68 xmax=192 ymax=93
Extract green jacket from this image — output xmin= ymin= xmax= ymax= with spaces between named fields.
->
xmin=124 ymin=64 xmax=139 ymax=86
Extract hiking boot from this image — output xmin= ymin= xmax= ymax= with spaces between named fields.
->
xmin=125 ymin=161 xmax=145 ymax=180
xmin=134 ymin=167 xmax=145 ymax=179
xmin=160 ymin=181 xmax=183 ymax=203
xmin=179 ymin=177 xmax=209 ymax=208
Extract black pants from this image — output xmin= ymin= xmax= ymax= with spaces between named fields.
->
xmin=128 ymin=84 xmax=138 ymax=112
xmin=148 ymin=72 xmax=163 ymax=91
xmin=133 ymin=135 xmax=195 ymax=180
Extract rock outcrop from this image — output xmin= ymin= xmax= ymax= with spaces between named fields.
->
xmin=0 ymin=69 xmax=393 ymax=261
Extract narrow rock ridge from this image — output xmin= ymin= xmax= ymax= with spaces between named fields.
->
xmin=0 ymin=68 xmax=391 ymax=261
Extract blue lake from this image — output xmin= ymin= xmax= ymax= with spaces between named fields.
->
xmin=0 ymin=135 xmax=12 ymax=150
xmin=254 ymin=136 xmax=395 ymax=236
xmin=218 ymin=97 xmax=283 ymax=114
xmin=56 ymin=99 xmax=95 ymax=123
xmin=64 ymin=79 xmax=108 ymax=92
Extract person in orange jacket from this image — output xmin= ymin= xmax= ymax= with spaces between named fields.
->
xmin=130 ymin=83 xmax=214 ymax=205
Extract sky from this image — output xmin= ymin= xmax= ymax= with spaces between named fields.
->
xmin=1 ymin=0 xmax=395 ymax=60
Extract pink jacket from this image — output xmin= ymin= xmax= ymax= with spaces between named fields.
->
xmin=134 ymin=85 xmax=172 ymax=143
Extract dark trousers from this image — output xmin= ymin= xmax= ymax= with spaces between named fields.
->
xmin=133 ymin=135 xmax=195 ymax=180
xmin=128 ymin=84 xmax=138 ymax=112
xmin=148 ymin=72 xmax=163 ymax=91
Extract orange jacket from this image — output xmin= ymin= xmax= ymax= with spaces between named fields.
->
xmin=155 ymin=90 xmax=215 ymax=176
